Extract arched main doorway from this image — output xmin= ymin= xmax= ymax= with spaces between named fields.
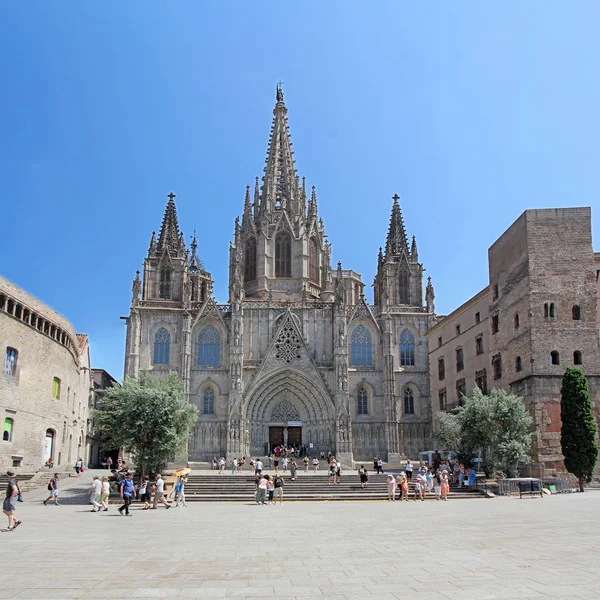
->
xmin=44 ymin=429 xmax=55 ymax=463
xmin=244 ymin=369 xmax=335 ymax=457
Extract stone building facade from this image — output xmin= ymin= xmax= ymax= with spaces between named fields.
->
xmin=87 ymin=368 xmax=119 ymax=468
xmin=427 ymin=208 xmax=600 ymax=477
xmin=0 ymin=275 xmax=91 ymax=473
xmin=123 ymin=87 xmax=436 ymax=464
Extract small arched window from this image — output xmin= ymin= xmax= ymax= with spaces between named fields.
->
xmin=4 ymin=347 xmax=17 ymax=376
xmin=514 ymin=313 xmax=520 ymax=331
xmin=3 ymin=417 xmax=14 ymax=442
xmin=244 ymin=237 xmax=257 ymax=283
xmin=203 ymin=388 xmax=215 ymax=414
xmin=515 ymin=356 xmax=523 ymax=372
xmin=398 ymin=271 xmax=409 ymax=304
xmin=550 ymin=351 xmax=560 ymax=366
xmin=403 ymin=388 xmax=415 ymax=415
xmin=159 ymin=268 xmax=172 ymax=299
xmin=574 ymin=351 xmax=583 ymax=365
xmin=309 ymin=238 xmax=319 ymax=284
xmin=572 ymin=305 xmax=581 ymax=321
xmin=549 ymin=303 xmax=556 ymax=318
xmin=357 ymin=386 xmax=368 ymax=415
xmin=198 ymin=325 xmax=220 ymax=366
xmin=399 ymin=329 xmax=415 ymax=366
xmin=275 ymin=232 xmax=292 ymax=277
xmin=544 ymin=303 xmax=549 ymax=318
xmin=153 ymin=328 xmax=170 ymax=365
xmin=350 ymin=325 xmax=372 ymax=366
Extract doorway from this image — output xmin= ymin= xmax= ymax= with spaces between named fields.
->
xmin=269 ymin=426 xmax=284 ymax=451
xmin=288 ymin=426 xmax=302 ymax=447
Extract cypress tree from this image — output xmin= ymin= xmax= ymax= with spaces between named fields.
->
xmin=560 ymin=367 xmax=598 ymax=492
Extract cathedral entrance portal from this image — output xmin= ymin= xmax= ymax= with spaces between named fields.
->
xmin=287 ymin=426 xmax=301 ymax=447
xmin=269 ymin=426 xmax=284 ymax=450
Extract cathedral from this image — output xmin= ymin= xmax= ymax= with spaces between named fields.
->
xmin=124 ymin=86 xmax=436 ymax=465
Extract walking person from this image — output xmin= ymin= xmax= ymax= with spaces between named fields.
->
xmin=303 ymin=456 xmax=309 ymax=473
xmin=415 ymin=471 xmax=426 ymax=501
xmin=3 ymin=470 xmax=22 ymax=531
xmin=273 ymin=454 xmax=280 ymax=475
xmin=434 ymin=469 xmax=442 ymax=500
xmin=138 ymin=476 xmax=151 ymax=510
xmin=441 ymin=471 xmax=450 ymax=501
xmin=100 ymin=476 xmax=110 ymax=511
xmin=386 ymin=474 xmax=397 ymax=501
xmin=152 ymin=473 xmax=171 ymax=509
xmin=312 ymin=456 xmax=319 ymax=472
xmin=399 ymin=473 xmax=409 ymax=501
xmin=255 ymin=473 xmax=267 ymax=505
xmin=282 ymin=456 xmax=288 ymax=472
xmin=405 ymin=459 xmax=413 ymax=481
xmin=106 ymin=456 xmax=113 ymax=471
xmin=328 ymin=460 xmax=336 ymax=485
xmin=266 ymin=475 xmax=275 ymax=505
xmin=255 ymin=458 xmax=263 ymax=475
xmin=118 ymin=472 xmax=136 ymax=516
xmin=334 ymin=459 xmax=342 ymax=484
xmin=175 ymin=476 xmax=188 ymax=507
xmin=274 ymin=473 xmax=285 ymax=505
xmin=87 ymin=475 xmax=103 ymax=512
xmin=377 ymin=457 xmax=384 ymax=474
xmin=358 ymin=465 xmax=369 ymax=489
xmin=289 ymin=459 xmax=298 ymax=481
xmin=218 ymin=457 xmax=225 ymax=474
xmin=75 ymin=457 xmax=84 ymax=477
xmin=43 ymin=473 xmax=60 ymax=505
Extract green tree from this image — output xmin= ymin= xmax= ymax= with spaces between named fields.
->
xmin=94 ymin=372 xmax=198 ymax=478
xmin=436 ymin=387 xmax=532 ymax=477
xmin=560 ymin=367 xmax=598 ymax=492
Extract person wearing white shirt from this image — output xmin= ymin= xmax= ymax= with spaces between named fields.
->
xmin=87 ymin=476 xmax=102 ymax=512
xmin=152 ymin=474 xmax=171 ymax=509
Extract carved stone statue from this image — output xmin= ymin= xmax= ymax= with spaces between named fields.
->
xmin=233 ymin=321 xmax=240 ymax=346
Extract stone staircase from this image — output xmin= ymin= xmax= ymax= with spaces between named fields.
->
xmin=0 ymin=471 xmax=71 ymax=493
xmin=180 ymin=472 xmax=487 ymax=502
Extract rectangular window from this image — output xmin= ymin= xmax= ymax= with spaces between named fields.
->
xmin=475 ymin=370 xmax=488 ymax=394
xmin=438 ymin=357 xmax=445 ymax=381
xmin=514 ymin=313 xmax=520 ymax=331
xmin=456 ymin=378 xmax=466 ymax=404
xmin=438 ymin=336 xmax=442 ymax=348
xmin=357 ymin=394 xmax=368 ymax=416
xmin=438 ymin=388 xmax=447 ymax=411
xmin=492 ymin=354 xmax=502 ymax=380
xmin=492 ymin=284 xmax=499 ymax=301
xmin=455 ymin=324 xmax=461 ymax=336
xmin=475 ymin=312 xmax=480 ymax=324
xmin=4 ymin=347 xmax=18 ymax=376
xmin=52 ymin=377 xmax=61 ymax=400
xmin=456 ymin=348 xmax=464 ymax=372
xmin=491 ymin=315 xmax=499 ymax=334
xmin=475 ymin=335 xmax=484 ymax=356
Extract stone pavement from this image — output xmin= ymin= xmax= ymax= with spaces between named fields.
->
xmin=1 ymin=471 xmax=600 ymax=599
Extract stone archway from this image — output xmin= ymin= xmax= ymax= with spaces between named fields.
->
xmin=243 ymin=368 xmax=335 ymax=457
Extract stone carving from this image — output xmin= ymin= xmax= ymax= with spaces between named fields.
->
xmin=270 ymin=398 xmax=301 ymax=422
xmin=233 ymin=321 xmax=240 ymax=346
xmin=274 ymin=314 xmax=302 ymax=364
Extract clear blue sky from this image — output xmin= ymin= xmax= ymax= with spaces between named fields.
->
xmin=2 ymin=2 xmax=599 ymax=379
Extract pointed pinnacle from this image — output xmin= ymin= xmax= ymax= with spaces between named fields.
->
xmin=385 ymin=193 xmax=409 ymax=256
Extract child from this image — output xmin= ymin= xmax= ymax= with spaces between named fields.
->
xmin=413 ymin=475 xmax=422 ymax=501
xmin=266 ymin=475 xmax=275 ymax=505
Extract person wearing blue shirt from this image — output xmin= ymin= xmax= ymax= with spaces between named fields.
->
xmin=118 ymin=472 xmax=136 ymax=516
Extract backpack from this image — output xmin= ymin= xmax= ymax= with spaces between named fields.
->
xmin=47 ymin=482 xmax=53 ymax=491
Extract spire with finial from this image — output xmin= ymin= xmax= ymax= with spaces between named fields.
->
xmin=242 ymin=185 xmax=253 ymax=227
xmin=149 ymin=231 xmax=157 ymax=253
xmin=189 ymin=231 xmax=205 ymax=272
xmin=308 ymin=185 xmax=318 ymax=219
xmin=301 ymin=176 xmax=307 ymax=216
xmin=385 ymin=193 xmax=409 ymax=256
xmin=157 ymin=192 xmax=182 ymax=251
xmin=411 ymin=235 xmax=418 ymax=261
xmin=253 ymin=176 xmax=260 ymax=218
xmin=378 ymin=247 xmax=384 ymax=266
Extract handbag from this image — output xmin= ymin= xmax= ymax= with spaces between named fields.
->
xmin=16 ymin=483 xmax=23 ymax=503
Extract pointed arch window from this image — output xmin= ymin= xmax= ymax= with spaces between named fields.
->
xmin=275 ymin=232 xmax=292 ymax=277
xmin=198 ymin=325 xmax=220 ymax=367
xmin=350 ymin=324 xmax=372 ymax=366
xmin=153 ymin=327 xmax=170 ymax=365
xmin=357 ymin=386 xmax=368 ymax=415
xmin=398 ymin=271 xmax=409 ymax=304
xmin=159 ymin=268 xmax=172 ymax=299
xmin=203 ymin=387 xmax=215 ymax=414
xmin=399 ymin=329 xmax=415 ymax=366
xmin=244 ymin=237 xmax=257 ymax=283
xmin=309 ymin=238 xmax=319 ymax=284
xmin=403 ymin=388 xmax=415 ymax=415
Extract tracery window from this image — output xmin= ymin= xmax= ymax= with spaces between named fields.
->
xmin=403 ymin=388 xmax=415 ymax=415
xmin=270 ymin=398 xmax=301 ymax=422
xmin=159 ymin=268 xmax=172 ymax=299
xmin=244 ymin=237 xmax=257 ymax=283
xmin=357 ymin=387 xmax=368 ymax=415
xmin=275 ymin=232 xmax=292 ymax=277
xmin=4 ymin=347 xmax=17 ymax=376
xmin=153 ymin=327 xmax=170 ymax=365
xmin=399 ymin=329 xmax=415 ymax=366
xmin=309 ymin=238 xmax=319 ymax=284
xmin=198 ymin=325 xmax=220 ymax=366
xmin=398 ymin=271 xmax=409 ymax=304
xmin=203 ymin=388 xmax=215 ymax=414
xmin=350 ymin=325 xmax=372 ymax=366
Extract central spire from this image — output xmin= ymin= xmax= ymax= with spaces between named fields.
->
xmin=385 ymin=193 xmax=409 ymax=256
xmin=260 ymin=84 xmax=299 ymax=216
xmin=157 ymin=192 xmax=182 ymax=251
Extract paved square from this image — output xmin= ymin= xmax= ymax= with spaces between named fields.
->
xmin=2 ymin=474 xmax=600 ymax=599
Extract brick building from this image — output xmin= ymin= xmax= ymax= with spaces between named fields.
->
xmin=427 ymin=208 xmax=600 ymax=476
xmin=0 ymin=275 xmax=91 ymax=473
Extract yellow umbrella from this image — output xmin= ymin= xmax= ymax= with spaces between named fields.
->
xmin=171 ymin=467 xmax=191 ymax=477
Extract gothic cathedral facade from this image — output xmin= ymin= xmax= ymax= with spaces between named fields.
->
xmin=124 ymin=87 xmax=436 ymax=464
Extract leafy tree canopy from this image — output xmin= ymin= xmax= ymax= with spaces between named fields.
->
xmin=94 ymin=372 xmax=198 ymax=477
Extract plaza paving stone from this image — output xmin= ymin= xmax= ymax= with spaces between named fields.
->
xmin=1 ymin=470 xmax=600 ymax=599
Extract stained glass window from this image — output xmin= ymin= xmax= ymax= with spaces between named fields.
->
xmin=350 ymin=325 xmax=372 ymax=366
xmin=399 ymin=329 xmax=415 ymax=366
xmin=244 ymin=237 xmax=256 ymax=282
xmin=203 ymin=388 xmax=215 ymax=414
xmin=153 ymin=327 xmax=170 ymax=365
xmin=403 ymin=388 xmax=414 ymax=414
xmin=198 ymin=325 xmax=220 ymax=366
xmin=275 ymin=232 xmax=292 ymax=277
xmin=357 ymin=387 xmax=368 ymax=415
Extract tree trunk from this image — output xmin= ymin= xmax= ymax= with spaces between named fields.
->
xmin=579 ymin=477 xmax=585 ymax=493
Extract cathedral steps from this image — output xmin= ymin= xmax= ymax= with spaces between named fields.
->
xmin=179 ymin=473 xmax=487 ymax=502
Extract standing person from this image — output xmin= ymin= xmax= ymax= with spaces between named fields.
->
xmin=100 ymin=477 xmax=110 ymax=511
xmin=152 ymin=473 xmax=171 ymax=509
xmin=231 ymin=457 xmax=238 ymax=475
xmin=274 ymin=473 xmax=285 ymax=505
xmin=118 ymin=472 xmax=136 ymax=516
xmin=282 ymin=456 xmax=288 ymax=472
xmin=303 ymin=456 xmax=309 ymax=473
xmin=106 ymin=456 xmax=113 ymax=470
xmin=416 ymin=471 xmax=426 ymax=501
xmin=468 ymin=468 xmax=477 ymax=491
xmin=211 ymin=456 xmax=218 ymax=470
xmin=175 ymin=476 xmax=188 ymax=507
xmin=458 ymin=464 xmax=466 ymax=488
xmin=138 ymin=476 xmax=151 ymax=510
xmin=239 ymin=455 xmax=245 ymax=473
xmin=328 ymin=460 xmax=336 ymax=485
xmin=334 ymin=459 xmax=342 ymax=484
xmin=3 ymin=470 xmax=21 ymax=531
xmin=249 ymin=458 xmax=256 ymax=475
xmin=273 ymin=454 xmax=280 ymax=475
xmin=399 ymin=473 xmax=409 ymax=501
xmin=386 ymin=474 xmax=397 ymax=501
xmin=405 ymin=459 xmax=413 ymax=481
xmin=268 ymin=454 xmax=274 ymax=468
xmin=312 ymin=456 xmax=319 ymax=472
xmin=218 ymin=457 xmax=225 ymax=474
xmin=43 ymin=473 xmax=60 ymax=506
xmin=255 ymin=473 xmax=267 ymax=505
xmin=87 ymin=475 xmax=103 ymax=512
xmin=266 ymin=475 xmax=275 ymax=505
xmin=255 ymin=458 xmax=263 ymax=475
xmin=377 ymin=457 xmax=384 ymax=474
xmin=413 ymin=474 xmax=423 ymax=501
xmin=358 ymin=465 xmax=369 ymax=489
xmin=432 ymin=450 xmax=441 ymax=472
xmin=289 ymin=459 xmax=297 ymax=481
xmin=75 ymin=457 xmax=83 ymax=477
xmin=434 ymin=469 xmax=442 ymax=500
xmin=441 ymin=471 xmax=450 ymax=501
xmin=426 ymin=468 xmax=434 ymax=495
